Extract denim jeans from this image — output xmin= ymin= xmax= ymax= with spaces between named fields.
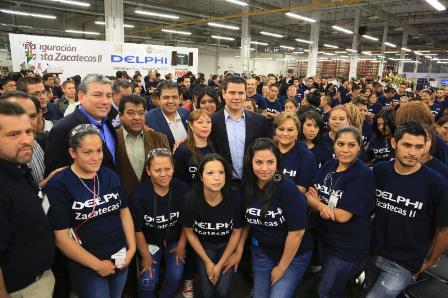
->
xmin=138 ymin=242 xmax=184 ymax=298
xmin=196 ymin=242 xmax=235 ymax=298
xmin=318 ymin=254 xmax=364 ymax=298
xmin=69 ymin=262 xmax=128 ymax=298
xmin=252 ymin=245 xmax=312 ymax=298
xmin=365 ymin=256 xmax=414 ymax=298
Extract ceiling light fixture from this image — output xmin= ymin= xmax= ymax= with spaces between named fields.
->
xmin=94 ymin=21 xmax=134 ymax=28
xmin=285 ymin=12 xmax=316 ymax=23
xmin=401 ymin=47 xmax=412 ymax=52
xmin=280 ymin=45 xmax=295 ymax=50
xmin=207 ymin=22 xmax=239 ymax=30
xmin=134 ymin=10 xmax=179 ymax=19
xmin=49 ymin=0 xmax=90 ymax=6
xmin=66 ymin=29 xmax=100 ymax=35
xmin=295 ymin=38 xmax=313 ymax=44
xmin=424 ymin=0 xmax=446 ymax=11
xmin=346 ymin=48 xmax=357 ymax=53
xmin=0 ymin=9 xmax=56 ymax=19
xmin=260 ymin=31 xmax=283 ymax=38
xmin=211 ymin=35 xmax=234 ymax=41
xmin=250 ymin=41 xmax=268 ymax=46
xmin=331 ymin=25 xmax=353 ymax=34
xmin=324 ymin=43 xmax=339 ymax=49
xmin=384 ymin=42 xmax=397 ymax=47
xmin=334 ymin=51 xmax=347 ymax=54
xmin=362 ymin=34 xmax=379 ymax=41
xmin=226 ymin=0 xmax=248 ymax=6
xmin=162 ymin=29 xmax=191 ymax=35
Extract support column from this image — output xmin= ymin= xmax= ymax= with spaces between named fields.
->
xmin=104 ymin=0 xmax=124 ymax=43
xmin=307 ymin=12 xmax=320 ymax=77
xmin=349 ymin=9 xmax=360 ymax=80
xmin=240 ymin=6 xmax=251 ymax=74
xmin=413 ymin=60 xmax=419 ymax=74
xmin=398 ymin=27 xmax=408 ymax=74
xmin=378 ymin=22 xmax=388 ymax=79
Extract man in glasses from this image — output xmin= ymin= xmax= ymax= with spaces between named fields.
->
xmin=1 ymin=78 xmax=17 ymax=93
xmin=17 ymin=77 xmax=63 ymax=122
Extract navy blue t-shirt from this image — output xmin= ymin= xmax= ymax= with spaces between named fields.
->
xmin=430 ymin=102 xmax=444 ymax=121
xmin=368 ymin=103 xmax=383 ymax=115
xmin=45 ymin=167 xmax=127 ymax=261
xmin=282 ymin=142 xmax=317 ymax=189
xmin=310 ymin=143 xmax=333 ymax=169
xmin=367 ymin=135 xmax=395 ymax=165
xmin=435 ymin=136 xmax=448 ymax=166
xmin=373 ymin=161 xmax=448 ymax=273
xmin=362 ymin=120 xmax=374 ymax=147
xmin=265 ymin=99 xmax=283 ymax=114
xmin=425 ymin=158 xmax=448 ymax=181
xmin=323 ymin=132 xmax=334 ymax=153
xmin=377 ymin=95 xmax=391 ymax=108
xmin=129 ymin=178 xmax=190 ymax=247
xmin=245 ymin=178 xmax=311 ymax=260
xmin=173 ymin=144 xmax=214 ymax=185
xmin=249 ymin=93 xmax=267 ymax=110
xmin=322 ymin=112 xmax=329 ymax=130
xmin=181 ymin=190 xmax=243 ymax=244
xmin=314 ymin=159 xmax=375 ymax=261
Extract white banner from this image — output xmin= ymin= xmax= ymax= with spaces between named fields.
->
xmin=9 ymin=33 xmax=198 ymax=80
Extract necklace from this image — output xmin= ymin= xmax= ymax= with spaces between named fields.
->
xmin=77 ymin=173 xmax=101 ymax=200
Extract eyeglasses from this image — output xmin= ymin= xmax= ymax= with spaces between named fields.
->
xmin=29 ymin=90 xmax=48 ymax=97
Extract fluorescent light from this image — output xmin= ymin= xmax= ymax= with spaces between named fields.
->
xmin=66 ymin=29 xmax=100 ymax=35
xmin=384 ymin=42 xmax=397 ymax=48
xmin=324 ymin=44 xmax=339 ymax=49
xmin=0 ymin=9 xmax=56 ymax=19
xmin=425 ymin=0 xmax=446 ymax=11
xmin=207 ymin=22 xmax=239 ymax=30
xmin=134 ymin=10 xmax=179 ymax=19
xmin=280 ymin=45 xmax=295 ymax=50
xmin=346 ymin=48 xmax=357 ymax=53
xmin=416 ymin=50 xmax=430 ymax=53
xmin=385 ymin=51 xmax=399 ymax=54
xmin=377 ymin=55 xmax=386 ymax=58
xmin=295 ymin=38 xmax=313 ymax=44
xmin=226 ymin=0 xmax=248 ymax=6
xmin=362 ymin=51 xmax=374 ymax=55
xmin=94 ymin=21 xmax=134 ymax=28
xmin=48 ymin=0 xmax=90 ymax=7
xmin=425 ymin=53 xmax=438 ymax=56
xmin=260 ymin=31 xmax=283 ymax=38
xmin=335 ymin=51 xmax=347 ymax=54
xmin=388 ymin=58 xmax=411 ymax=61
xmin=250 ymin=41 xmax=268 ymax=46
xmin=162 ymin=29 xmax=191 ymax=35
xmin=362 ymin=34 xmax=379 ymax=41
xmin=304 ymin=49 xmax=309 ymax=52
xmin=331 ymin=25 xmax=353 ymax=34
xmin=322 ymin=52 xmax=337 ymax=56
xmin=340 ymin=55 xmax=350 ymax=58
xmin=425 ymin=55 xmax=433 ymax=58
xmin=293 ymin=51 xmax=304 ymax=54
xmin=211 ymin=35 xmax=234 ymax=41
xmin=401 ymin=47 xmax=412 ymax=52
xmin=285 ymin=12 xmax=316 ymax=23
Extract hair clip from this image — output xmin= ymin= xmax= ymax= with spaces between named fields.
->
xmin=147 ymin=147 xmax=172 ymax=159
xmin=70 ymin=124 xmax=100 ymax=137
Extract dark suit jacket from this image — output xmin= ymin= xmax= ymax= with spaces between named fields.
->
xmin=44 ymin=102 xmax=63 ymax=122
xmin=145 ymin=107 xmax=189 ymax=148
xmin=115 ymin=127 xmax=169 ymax=198
xmin=44 ymin=107 xmax=117 ymax=176
xmin=210 ymin=109 xmax=270 ymax=171
xmin=107 ymin=106 xmax=121 ymax=129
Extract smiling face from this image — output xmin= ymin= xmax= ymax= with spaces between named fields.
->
xmin=252 ymin=149 xmax=277 ymax=187
xmin=201 ymin=160 xmax=226 ymax=193
xmin=159 ymin=87 xmax=181 ymax=116
xmin=69 ymin=134 xmax=103 ymax=175
xmin=199 ymin=94 xmax=217 ymax=116
xmin=275 ymin=118 xmax=298 ymax=148
xmin=147 ymin=156 xmax=174 ymax=189
xmin=223 ymin=82 xmax=245 ymax=113
xmin=78 ymin=82 xmax=113 ymax=120
xmin=329 ymin=109 xmax=349 ymax=133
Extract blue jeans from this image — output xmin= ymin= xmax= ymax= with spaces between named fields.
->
xmin=366 ymin=256 xmax=414 ymax=298
xmin=252 ymin=245 xmax=311 ymax=298
xmin=138 ymin=242 xmax=184 ymax=298
xmin=196 ymin=242 xmax=235 ymax=298
xmin=69 ymin=262 xmax=128 ymax=298
xmin=318 ymin=254 xmax=364 ymax=298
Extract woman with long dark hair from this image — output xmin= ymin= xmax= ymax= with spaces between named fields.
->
xmin=366 ymin=108 xmax=396 ymax=165
xmin=181 ymin=154 xmax=243 ymax=298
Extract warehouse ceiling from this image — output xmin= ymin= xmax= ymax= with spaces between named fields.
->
xmin=0 ymin=0 xmax=447 ymax=61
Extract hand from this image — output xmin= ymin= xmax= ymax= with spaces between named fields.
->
xmin=271 ymin=265 xmax=285 ymax=285
xmin=38 ymin=166 xmax=67 ymax=188
xmin=414 ymin=258 xmax=436 ymax=278
xmin=319 ymin=204 xmax=335 ymax=221
xmin=172 ymin=140 xmax=184 ymax=154
xmin=95 ymin=260 xmax=116 ymax=277
xmin=305 ymin=186 xmax=319 ymax=202
xmin=205 ymin=261 xmax=215 ymax=284
xmin=139 ymin=255 xmax=156 ymax=276
xmin=143 ymin=125 xmax=154 ymax=132
xmin=223 ymin=251 xmax=242 ymax=273
xmin=211 ymin=264 xmax=223 ymax=286
xmin=170 ymin=243 xmax=186 ymax=265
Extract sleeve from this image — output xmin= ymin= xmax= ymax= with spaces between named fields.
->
xmin=337 ymin=170 xmax=376 ymax=216
xmin=129 ymin=188 xmax=144 ymax=232
xmin=231 ymin=192 xmax=244 ymax=229
xmin=0 ymin=195 xmax=11 ymax=261
xmin=296 ymin=150 xmax=317 ymax=188
xmin=44 ymin=180 xmax=73 ymax=230
xmin=432 ymin=178 xmax=448 ymax=228
xmin=44 ymin=126 xmax=70 ymax=176
xmin=257 ymin=96 xmax=267 ymax=110
xmin=115 ymin=174 xmax=128 ymax=209
xmin=179 ymin=193 xmax=195 ymax=228
xmin=282 ymin=180 xmax=308 ymax=231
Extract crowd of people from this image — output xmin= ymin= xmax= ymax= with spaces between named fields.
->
xmin=0 ymin=68 xmax=448 ymax=298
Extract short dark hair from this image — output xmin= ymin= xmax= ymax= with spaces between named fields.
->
xmin=118 ymin=94 xmax=147 ymax=114
xmin=0 ymin=91 xmax=32 ymax=102
xmin=0 ymin=101 xmax=26 ymax=118
xmin=1 ymin=77 xmax=16 ymax=87
xmin=352 ymin=83 xmax=361 ymax=91
xmin=42 ymin=73 xmax=53 ymax=82
xmin=222 ymin=75 xmax=246 ymax=93
xmin=157 ymin=80 xmax=180 ymax=96
xmin=394 ymin=121 xmax=426 ymax=143
xmin=61 ymin=80 xmax=75 ymax=89
xmin=335 ymin=125 xmax=362 ymax=147
xmin=112 ymin=80 xmax=132 ymax=94
xmin=197 ymin=87 xmax=219 ymax=108
xmin=306 ymin=91 xmax=321 ymax=108
xmin=352 ymin=96 xmax=368 ymax=106
xmin=384 ymin=86 xmax=396 ymax=94
xmin=298 ymin=110 xmax=324 ymax=144
xmin=17 ymin=77 xmax=43 ymax=93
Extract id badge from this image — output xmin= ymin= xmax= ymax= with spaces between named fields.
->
xmin=111 ymin=247 xmax=127 ymax=268
xmin=328 ymin=194 xmax=339 ymax=209
xmin=148 ymin=244 xmax=160 ymax=256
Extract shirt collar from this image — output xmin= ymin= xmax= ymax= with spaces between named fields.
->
xmin=112 ymin=101 xmax=119 ymax=112
xmin=161 ymin=109 xmax=181 ymax=124
xmin=123 ymin=127 xmax=143 ymax=139
xmin=78 ymin=105 xmax=105 ymax=127
xmin=224 ymin=108 xmax=245 ymax=121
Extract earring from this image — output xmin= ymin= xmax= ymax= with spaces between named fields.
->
xmin=273 ymin=171 xmax=282 ymax=182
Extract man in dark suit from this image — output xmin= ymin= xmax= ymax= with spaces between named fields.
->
xmin=145 ymin=80 xmax=189 ymax=148
xmin=116 ymin=94 xmax=169 ymax=198
xmin=44 ymin=74 xmax=117 ymax=177
xmin=210 ymin=75 xmax=270 ymax=181
xmin=17 ymin=77 xmax=63 ymax=122
xmin=108 ymin=80 xmax=132 ymax=128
